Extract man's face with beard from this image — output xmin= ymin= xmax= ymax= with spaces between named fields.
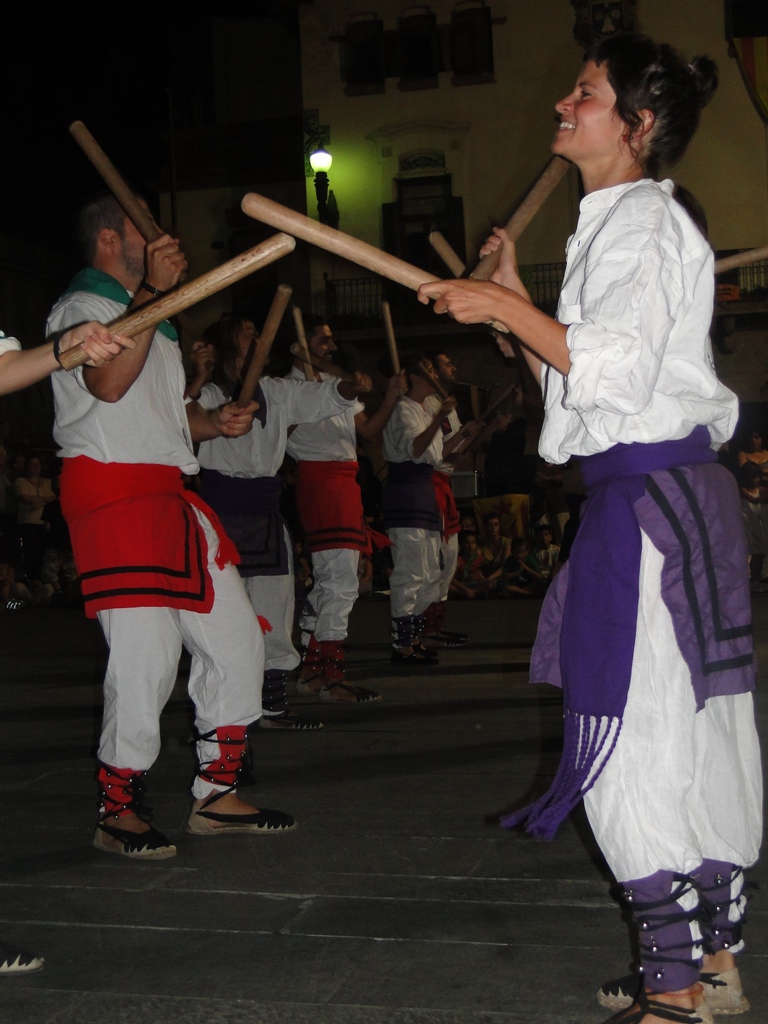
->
xmin=118 ymin=217 xmax=147 ymax=282
xmin=434 ymin=353 xmax=457 ymax=385
xmin=308 ymin=323 xmax=336 ymax=364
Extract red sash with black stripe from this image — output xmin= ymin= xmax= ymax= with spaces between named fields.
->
xmin=59 ymin=456 xmax=239 ymax=618
xmin=295 ymin=460 xmax=368 ymax=553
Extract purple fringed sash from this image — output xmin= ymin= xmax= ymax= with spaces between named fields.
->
xmin=199 ymin=470 xmax=290 ymax=577
xmin=503 ymin=426 xmax=754 ymax=839
xmin=382 ymin=461 xmax=441 ymax=531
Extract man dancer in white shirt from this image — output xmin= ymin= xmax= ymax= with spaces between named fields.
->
xmin=287 ymin=316 xmax=404 ymax=702
xmin=196 ymin=314 xmax=373 ymax=725
xmin=422 ymin=350 xmax=481 ymax=647
xmin=48 ymin=193 xmax=295 ymax=861
xmin=382 ymin=354 xmax=456 ymax=664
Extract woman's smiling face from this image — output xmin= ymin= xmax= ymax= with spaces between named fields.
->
xmin=552 ymin=61 xmax=628 ymax=173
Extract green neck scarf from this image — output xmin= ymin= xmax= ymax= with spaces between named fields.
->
xmin=64 ymin=267 xmax=177 ymax=341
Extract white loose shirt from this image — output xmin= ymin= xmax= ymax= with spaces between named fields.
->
xmin=539 ymin=179 xmax=738 ymax=465
xmin=0 ymin=332 xmax=21 ymax=357
xmin=383 ymin=396 xmax=443 ymax=467
xmin=47 ymin=291 xmax=197 ymax=474
xmin=284 ymin=366 xmax=363 ymax=462
xmin=197 ymin=376 xmax=355 ymax=478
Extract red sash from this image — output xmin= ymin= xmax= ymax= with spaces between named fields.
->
xmin=60 ymin=456 xmax=239 ymax=618
xmin=296 ymin=460 xmax=368 ymax=553
xmin=433 ymin=470 xmax=460 ymax=539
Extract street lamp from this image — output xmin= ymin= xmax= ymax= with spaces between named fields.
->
xmin=309 ymin=147 xmax=339 ymax=229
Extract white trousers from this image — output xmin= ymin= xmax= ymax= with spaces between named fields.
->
xmin=584 ymin=532 xmax=763 ymax=883
xmin=97 ymin=509 xmax=264 ymax=799
xmin=437 ymin=533 xmax=459 ymax=603
xmin=388 ymin=527 xmax=442 ymax=619
xmin=300 ymin=547 xmax=360 ymax=643
xmin=243 ymin=526 xmax=300 ymax=672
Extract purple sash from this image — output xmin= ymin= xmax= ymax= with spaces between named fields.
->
xmin=199 ymin=470 xmax=289 ymax=577
xmin=503 ymin=426 xmax=754 ymax=839
xmin=382 ymin=461 xmax=440 ymax=532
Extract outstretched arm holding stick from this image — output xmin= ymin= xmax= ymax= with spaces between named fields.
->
xmin=418 ymin=227 xmax=569 ymax=376
xmin=189 ymin=283 xmax=296 ymax=442
xmin=0 ymin=324 xmax=132 ymax=396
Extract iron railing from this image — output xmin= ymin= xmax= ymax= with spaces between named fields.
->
xmin=322 ymin=272 xmax=384 ymax=324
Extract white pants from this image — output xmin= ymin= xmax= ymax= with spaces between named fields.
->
xmin=243 ymin=526 xmax=300 ymax=672
xmin=584 ymin=533 xmax=763 ymax=883
xmin=437 ymin=533 xmax=459 ymax=603
xmin=388 ymin=527 xmax=442 ymax=619
xmin=97 ymin=510 xmax=264 ymax=799
xmin=300 ymin=547 xmax=360 ymax=643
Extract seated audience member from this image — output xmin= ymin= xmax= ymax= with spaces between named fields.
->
xmin=459 ymin=512 xmax=476 ymax=533
xmin=449 ymin=530 xmax=493 ymax=599
xmin=738 ymin=429 xmax=768 ymax=469
xmin=15 ymin=455 xmax=56 ymax=581
xmin=502 ymin=538 xmax=544 ymax=597
xmin=534 ymin=524 xmax=560 ymax=580
xmin=479 ymin=512 xmax=512 ymax=591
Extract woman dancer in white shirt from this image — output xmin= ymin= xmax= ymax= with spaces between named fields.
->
xmin=420 ymin=34 xmax=760 ymax=1024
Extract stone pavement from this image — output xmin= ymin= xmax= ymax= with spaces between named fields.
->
xmin=0 ymin=595 xmax=765 ymax=1024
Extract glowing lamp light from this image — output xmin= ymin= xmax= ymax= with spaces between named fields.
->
xmin=309 ymin=147 xmax=333 ymax=174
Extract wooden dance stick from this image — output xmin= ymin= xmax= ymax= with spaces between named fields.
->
xmin=479 ymin=382 xmax=519 ymax=424
xmin=240 ymin=194 xmax=511 ymax=332
xmin=428 ymin=231 xmax=466 ymax=277
xmin=417 ymin=360 xmax=449 ymax=400
xmin=471 ymin=156 xmax=570 ymax=282
xmin=237 ymin=284 xmax=293 ymax=408
xmin=458 ymin=383 xmax=521 ymax=456
xmin=381 ymin=301 xmax=401 ymax=374
xmin=714 ymin=245 xmax=768 ymax=275
xmin=289 ymin=344 xmax=356 ymax=383
xmin=69 ymin=120 xmax=198 ymax=335
xmin=242 ymin=193 xmax=440 ymax=292
xmin=470 ymin=384 xmax=481 ymax=421
xmin=69 ymin=121 xmax=162 ymax=242
xmin=59 ymin=234 xmax=296 ymax=371
xmin=291 ymin=307 xmax=315 ymax=381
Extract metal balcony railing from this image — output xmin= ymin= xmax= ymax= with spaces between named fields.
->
xmin=735 ymin=258 xmax=768 ymax=300
xmin=322 ymin=273 xmax=384 ymax=324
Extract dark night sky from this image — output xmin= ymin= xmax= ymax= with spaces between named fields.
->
xmin=4 ymin=12 xmax=197 ymax=253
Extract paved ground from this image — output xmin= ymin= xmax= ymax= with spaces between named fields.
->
xmin=0 ymin=593 xmax=766 ymax=1024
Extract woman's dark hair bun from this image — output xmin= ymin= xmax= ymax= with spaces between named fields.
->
xmin=689 ymin=55 xmax=719 ymax=109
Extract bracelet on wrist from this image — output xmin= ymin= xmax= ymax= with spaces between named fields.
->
xmin=51 ymin=332 xmax=64 ymax=367
xmin=139 ymin=279 xmax=168 ymax=298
